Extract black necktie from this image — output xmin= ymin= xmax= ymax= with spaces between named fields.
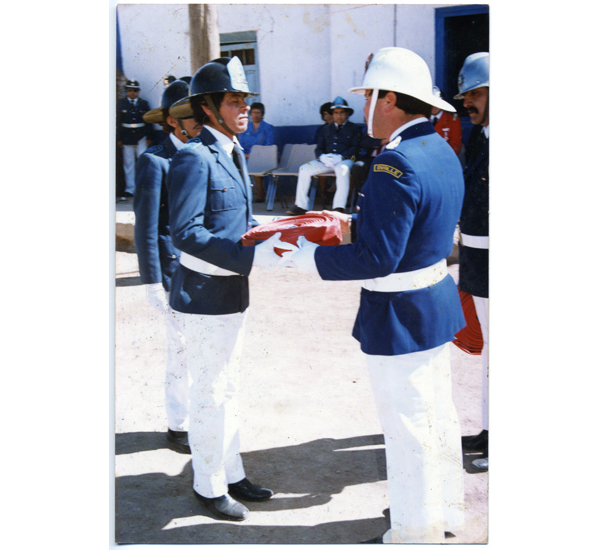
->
xmin=432 ymin=117 xmax=438 ymax=126
xmin=232 ymin=143 xmax=249 ymax=183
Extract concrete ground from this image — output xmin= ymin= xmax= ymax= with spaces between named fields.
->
xmin=114 ymin=192 xmax=488 ymax=545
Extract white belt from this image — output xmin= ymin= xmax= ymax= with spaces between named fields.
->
xmin=122 ymin=123 xmax=145 ymax=128
xmin=179 ymin=252 xmax=240 ymax=276
xmin=460 ymin=233 xmax=489 ymax=249
xmin=362 ymin=259 xmax=447 ymax=292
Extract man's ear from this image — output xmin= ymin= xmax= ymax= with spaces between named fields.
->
xmin=201 ymin=103 xmax=213 ymax=120
xmin=165 ymin=115 xmax=178 ymax=130
xmin=383 ymin=91 xmax=397 ymax=113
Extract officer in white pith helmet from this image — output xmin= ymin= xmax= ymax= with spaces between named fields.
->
xmin=454 ymin=52 xmax=490 ymax=473
xmin=282 ymin=47 xmax=466 ymax=543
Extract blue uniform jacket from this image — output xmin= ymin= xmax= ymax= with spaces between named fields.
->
xmin=315 ymin=121 xmax=362 ymax=160
xmin=458 ymin=126 xmax=489 ymax=298
xmin=238 ymin=120 xmax=275 ymax=155
xmin=133 ymin=136 xmax=180 ymax=292
xmin=116 ymin=97 xmax=153 ymax=145
xmin=314 ymin=121 xmax=466 ymax=356
xmin=167 ymin=127 xmax=259 ymax=315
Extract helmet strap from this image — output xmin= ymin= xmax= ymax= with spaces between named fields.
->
xmin=204 ymin=94 xmax=237 ymax=136
xmin=176 ymin=119 xmax=190 ymax=139
xmin=367 ymin=88 xmax=379 ymax=138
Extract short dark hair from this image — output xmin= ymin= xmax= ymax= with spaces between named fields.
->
xmin=250 ymin=102 xmax=265 ymax=115
xmin=319 ymin=102 xmax=333 ymax=119
xmin=190 ymin=93 xmax=225 ymax=125
xmin=378 ymin=90 xmax=432 ymax=118
xmin=161 ymin=107 xmax=174 ymax=134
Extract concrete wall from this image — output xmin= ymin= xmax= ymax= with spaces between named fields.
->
xmin=117 ymin=4 xmax=192 ymax=112
xmin=117 ymin=3 xmax=446 ymax=127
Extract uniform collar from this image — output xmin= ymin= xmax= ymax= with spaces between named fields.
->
xmin=169 ymin=132 xmax=186 ymax=151
xmin=386 ymin=117 xmax=431 ymax=149
xmin=204 ymin=125 xmax=240 ymax=157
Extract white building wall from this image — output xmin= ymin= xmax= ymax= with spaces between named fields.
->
xmin=117 ymin=3 xmax=446 ymax=127
xmin=117 ymin=4 xmax=192 ymax=111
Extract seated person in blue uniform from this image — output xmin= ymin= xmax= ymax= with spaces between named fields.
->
xmin=287 ymin=96 xmax=362 ymax=215
xmin=282 ymin=48 xmax=466 ymax=544
xmin=133 ymin=80 xmax=202 ymax=455
xmin=314 ymin=101 xmax=334 ymax=143
xmin=238 ymin=102 xmax=275 ymax=203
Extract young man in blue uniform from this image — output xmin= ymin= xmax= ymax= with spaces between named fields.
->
xmin=166 ymin=57 xmax=286 ymax=522
xmin=133 ymin=80 xmax=202 ymax=454
xmin=288 ymin=96 xmax=362 ymax=214
xmin=282 ymin=47 xmax=466 ymax=543
xmin=454 ymin=52 xmax=490 ymax=473
xmin=116 ymin=80 xmax=154 ymax=201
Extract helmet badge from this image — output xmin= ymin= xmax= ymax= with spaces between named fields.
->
xmin=227 ymin=57 xmax=249 ymax=92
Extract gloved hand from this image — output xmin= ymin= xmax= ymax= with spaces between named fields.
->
xmin=252 ymin=232 xmax=296 ymax=271
xmin=279 ymin=236 xmax=320 ymax=274
xmin=319 ymin=154 xmax=335 ymax=168
xmin=328 ymin=154 xmax=343 ymax=166
xmin=146 ymin=283 xmax=169 ymax=313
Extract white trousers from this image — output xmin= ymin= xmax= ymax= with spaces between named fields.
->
xmin=179 ymin=310 xmax=247 ymax=498
xmin=473 ymin=296 xmax=489 ymax=431
xmin=122 ymin=137 xmax=147 ymax=194
xmin=294 ymin=159 xmax=353 ymax=211
xmin=164 ymin=305 xmax=190 ymax=432
xmin=366 ymin=343 xmax=465 ymax=544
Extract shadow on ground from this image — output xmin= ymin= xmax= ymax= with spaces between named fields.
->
xmin=115 ymin=433 xmax=388 ymax=544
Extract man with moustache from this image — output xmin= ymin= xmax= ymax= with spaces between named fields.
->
xmin=133 ymin=79 xmax=201 ymax=454
xmin=166 ymin=57 xmax=286 ymax=521
xmin=282 ymin=47 xmax=466 ymax=544
xmin=454 ymin=52 xmax=490 ymax=472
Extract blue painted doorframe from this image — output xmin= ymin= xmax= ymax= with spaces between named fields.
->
xmin=435 ymin=4 xmax=489 ymax=144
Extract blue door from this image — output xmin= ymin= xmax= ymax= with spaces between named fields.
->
xmin=435 ymin=5 xmax=489 ymax=144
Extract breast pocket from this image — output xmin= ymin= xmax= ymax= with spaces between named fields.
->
xmin=209 ymin=180 xmax=243 ymax=212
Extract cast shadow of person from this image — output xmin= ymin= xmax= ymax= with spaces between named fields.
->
xmin=115 ymin=432 xmax=388 ymax=544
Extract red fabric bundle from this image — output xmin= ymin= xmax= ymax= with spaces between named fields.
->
xmin=452 ymin=289 xmax=483 ymax=355
xmin=242 ymin=213 xmax=343 ymax=255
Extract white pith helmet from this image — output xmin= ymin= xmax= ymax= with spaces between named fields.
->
xmin=454 ymin=52 xmax=489 ymax=100
xmin=349 ymin=47 xmax=455 ymax=137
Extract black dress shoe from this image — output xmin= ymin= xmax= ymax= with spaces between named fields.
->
xmin=462 ymin=429 xmax=488 ymax=452
xmin=360 ymin=535 xmax=382 ymax=543
xmin=333 ymin=207 xmax=346 ymax=213
xmin=166 ymin=429 xmax=191 ymax=454
xmin=194 ymin=492 xmax=249 ymax=521
xmin=472 ymin=456 xmax=488 ymax=472
xmin=286 ymin=205 xmax=307 ymax=216
xmin=228 ymin=478 xmax=274 ymax=502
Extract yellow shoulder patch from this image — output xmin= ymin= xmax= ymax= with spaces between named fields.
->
xmin=373 ymin=164 xmax=403 ymax=178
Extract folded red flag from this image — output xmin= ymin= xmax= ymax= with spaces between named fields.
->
xmin=242 ymin=212 xmax=343 ymax=255
xmin=452 ymin=289 xmax=484 ymax=355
